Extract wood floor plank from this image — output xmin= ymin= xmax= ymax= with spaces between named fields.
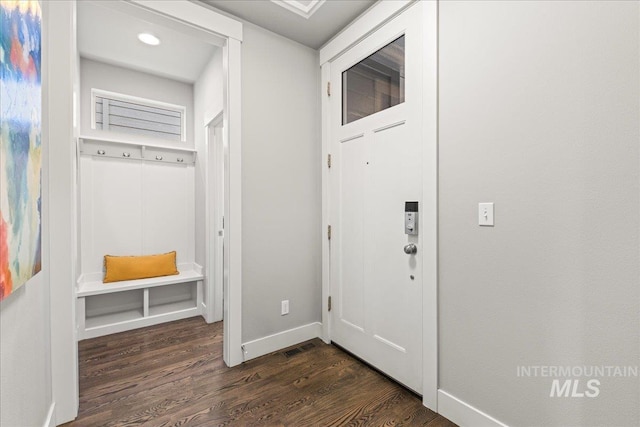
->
xmin=63 ymin=317 xmax=457 ymax=427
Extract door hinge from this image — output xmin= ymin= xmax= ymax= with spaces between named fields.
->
xmin=328 ymin=296 xmax=332 ymax=312
xmin=327 ymin=153 xmax=332 ymax=169
xmin=327 ymin=225 xmax=332 ymax=240
xmin=327 ymin=81 xmax=331 ymax=97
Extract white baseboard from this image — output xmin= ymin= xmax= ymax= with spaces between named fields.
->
xmin=42 ymin=402 xmax=56 ymax=427
xmin=200 ymin=301 xmax=209 ymax=322
xmin=193 ymin=262 xmax=204 ymax=276
xmin=241 ymin=322 xmax=322 ymax=361
xmin=438 ymin=390 xmax=509 ymax=427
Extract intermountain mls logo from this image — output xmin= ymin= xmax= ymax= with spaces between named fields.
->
xmin=517 ymin=365 xmax=639 ymax=398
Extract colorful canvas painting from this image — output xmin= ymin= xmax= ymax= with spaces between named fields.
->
xmin=0 ymin=0 xmax=42 ymax=301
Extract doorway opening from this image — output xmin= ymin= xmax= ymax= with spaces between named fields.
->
xmin=75 ymin=0 xmax=223 ymax=328
xmin=51 ymin=1 xmax=244 ymax=423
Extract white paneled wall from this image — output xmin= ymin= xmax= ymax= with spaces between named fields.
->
xmin=79 ymin=155 xmax=195 ymax=277
xmin=141 ymin=162 xmax=194 ymax=263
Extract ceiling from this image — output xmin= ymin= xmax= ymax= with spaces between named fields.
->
xmin=77 ymin=0 xmax=376 ymax=81
xmin=202 ymin=0 xmax=377 ymax=49
xmin=77 ymin=1 xmax=218 ymax=83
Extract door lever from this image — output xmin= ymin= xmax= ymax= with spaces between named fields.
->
xmin=403 ymin=243 xmax=417 ymax=255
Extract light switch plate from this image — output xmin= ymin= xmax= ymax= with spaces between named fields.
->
xmin=479 ymin=203 xmax=494 ymax=226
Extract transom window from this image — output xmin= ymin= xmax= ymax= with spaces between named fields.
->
xmin=342 ymin=35 xmax=405 ymax=125
xmin=92 ymin=89 xmax=187 ymax=142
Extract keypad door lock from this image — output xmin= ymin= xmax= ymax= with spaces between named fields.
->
xmin=405 ymin=201 xmax=418 ymax=235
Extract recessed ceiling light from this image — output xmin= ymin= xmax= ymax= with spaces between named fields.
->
xmin=138 ymin=33 xmax=160 ymax=46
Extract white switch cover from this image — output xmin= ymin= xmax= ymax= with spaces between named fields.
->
xmin=478 ymin=203 xmax=494 ymax=226
xmin=281 ymin=300 xmax=289 ymax=315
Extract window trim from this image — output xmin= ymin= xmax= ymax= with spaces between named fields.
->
xmin=90 ymin=88 xmax=188 ymax=142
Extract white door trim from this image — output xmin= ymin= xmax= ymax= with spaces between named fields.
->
xmin=319 ymin=0 xmax=438 ymax=412
xmin=318 ymin=0 xmax=413 ymax=64
xmin=223 ymin=36 xmax=244 ymax=367
xmin=46 ymin=1 xmax=80 ymax=422
xmin=420 ymin=0 xmax=439 ymax=411
xmin=131 ymin=0 xmax=242 ymax=42
xmin=320 ymin=61 xmax=331 ymax=345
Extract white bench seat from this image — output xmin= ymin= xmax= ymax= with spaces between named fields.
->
xmin=77 ymin=269 xmax=204 ymax=297
xmin=76 ymin=264 xmax=205 ymax=340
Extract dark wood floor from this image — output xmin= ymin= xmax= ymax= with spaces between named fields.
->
xmin=63 ymin=317 xmax=457 ymax=426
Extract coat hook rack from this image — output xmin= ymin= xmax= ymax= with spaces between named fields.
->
xmin=79 ymin=135 xmax=197 ymax=165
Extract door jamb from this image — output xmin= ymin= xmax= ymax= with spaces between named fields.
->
xmin=319 ymin=0 xmax=438 ymax=412
xmin=320 ymin=61 xmax=331 ymax=345
xmin=205 ymin=111 xmax=225 ymax=323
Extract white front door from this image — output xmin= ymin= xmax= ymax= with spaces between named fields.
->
xmin=329 ymin=5 xmax=424 ymax=393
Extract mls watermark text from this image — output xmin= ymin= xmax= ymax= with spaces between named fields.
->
xmin=517 ymin=365 xmax=638 ymax=398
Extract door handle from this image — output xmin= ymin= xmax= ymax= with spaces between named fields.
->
xmin=403 ymin=243 xmax=417 ymax=255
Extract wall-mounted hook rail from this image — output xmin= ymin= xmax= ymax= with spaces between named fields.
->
xmin=79 ymin=135 xmax=197 ymax=165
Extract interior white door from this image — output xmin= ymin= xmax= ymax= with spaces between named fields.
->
xmin=329 ymin=5 xmax=424 ymax=393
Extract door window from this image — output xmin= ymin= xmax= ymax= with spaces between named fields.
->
xmin=342 ymin=35 xmax=405 ymax=125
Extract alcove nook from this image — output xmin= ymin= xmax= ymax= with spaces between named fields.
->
xmin=74 ymin=1 xmax=225 ymax=339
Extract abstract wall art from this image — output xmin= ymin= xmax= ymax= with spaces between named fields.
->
xmin=0 ymin=0 xmax=42 ymax=301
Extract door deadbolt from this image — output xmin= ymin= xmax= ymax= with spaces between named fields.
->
xmin=404 ymin=243 xmax=417 ymax=255
xmin=405 ymin=201 xmax=418 ymax=235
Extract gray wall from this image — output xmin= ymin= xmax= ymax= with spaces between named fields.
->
xmin=79 ymin=58 xmax=195 ymax=149
xmin=438 ymin=1 xmax=640 ymax=426
xmin=241 ymin=23 xmax=321 ymax=342
xmin=0 ymin=274 xmax=53 ymax=426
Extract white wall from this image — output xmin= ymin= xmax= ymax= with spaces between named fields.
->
xmin=438 ymin=1 xmax=640 ymax=426
xmin=79 ymin=58 xmax=195 ymax=149
xmin=0 ymin=2 xmax=54 ymax=426
xmin=241 ymin=23 xmax=321 ymax=342
xmin=79 ymin=157 xmax=196 ymax=275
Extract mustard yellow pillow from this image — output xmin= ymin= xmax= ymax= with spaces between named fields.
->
xmin=103 ymin=251 xmax=179 ymax=283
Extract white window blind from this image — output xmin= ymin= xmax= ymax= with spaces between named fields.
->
xmin=92 ymin=89 xmax=186 ymax=142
